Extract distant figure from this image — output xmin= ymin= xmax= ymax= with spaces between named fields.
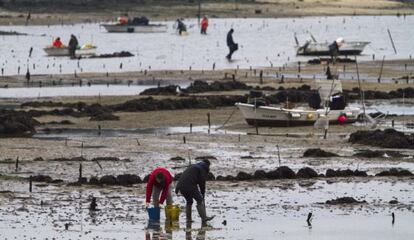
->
xmin=68 ymin=34 xmax=79 ymax=59
xmin=176 ymin=19 xmax=187 ymax=35
xmin=329 ymin=37 xmax=344 ymax=64
xmin=53 ymin=37 xmax=63 ymax=48
xmin=200 ymin=16 xmax=208 ymax=34
xmin=326 ymin=65 xmax=333 ymax=80
xmin=226 ymin=28 xmax=238 ymax=61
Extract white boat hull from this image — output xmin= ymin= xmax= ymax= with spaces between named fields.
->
xmin=43 ymin=47 xmax=97 ymax=57
xmin=101 ymin=24 xmax=168 ymax=33
xmin=236 ymin=103 xmax=361 ymax=127
xmin=297 ymin=41 xmax=370 ymax=56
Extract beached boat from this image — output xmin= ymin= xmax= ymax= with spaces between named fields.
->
xmin=101 ymin=16 xmax=167 ymax=33
xmin=102 ymin=24 xmax=168 ymax=33
xmin=43 ymin=45 xmax=97 ymax=57
xmin=236 ymin=80 xmax=361 ymax=127
xmin=296 ymin=41 xmax=370 ymax=56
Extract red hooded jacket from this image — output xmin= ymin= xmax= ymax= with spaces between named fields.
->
xmin=146 ymin=167 xmax=173 ymax=204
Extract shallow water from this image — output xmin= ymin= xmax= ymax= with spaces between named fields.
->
xmin=0 ymin=16 xmax=413 ymax=76
xmin=0 ymin=179 xmax=413 ymax=239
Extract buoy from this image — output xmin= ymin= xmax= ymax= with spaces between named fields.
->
xmin=338 ymin=115 xmax=347 ymax=125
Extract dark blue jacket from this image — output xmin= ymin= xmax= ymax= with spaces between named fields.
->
xmin=175 ymin=162 xmax=209 ymax=197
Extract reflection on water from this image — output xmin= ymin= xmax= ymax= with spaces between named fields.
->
xmin=145 ymin=220 xmax=208 ymax=240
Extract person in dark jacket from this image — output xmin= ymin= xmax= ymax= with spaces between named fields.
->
xmin=226 ymin=28 xmax=238 ymax=60
xmin=176 ymin=18 xmax=187 ymax=35
xmin=175 ymin=159 xmax=214 ymax=223
xmin=328 ymin=37 xmax=344 ymax=64
xmin=68 ymin=34 xmax=79 ymax=59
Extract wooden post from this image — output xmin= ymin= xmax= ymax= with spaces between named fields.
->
xmin=207 ymin=113 xmax=211 ymax=134
xmin=79 ymin=163 xmax=83 ymax=181
xmin=259 ymin=70 xmax=263 ymax=84
xmin=15 ymin=157 xmax=19 ymax=172
xmin=190 ymin=123 xmax=193 ymax=134
xmin=387 ymin=29 xmax=397 ymax=54
xmin=392 ymin=212 xmax=395 ymax=225
xmin=277 ymin=145 xmax=281 ymax=166
xmin=238 ymin=134 xmax=241 ymax=142
xmin=378 ymin=56 xmax=385 ymax=83
xmin=135 ymin=138 xmax=141 ymax=146
xmin=298 ymin=61 xmax=301 ymax=73
xmin=183 ymin=136 xmax=186 ymax=144
xmin=98 ymin=125 xmax=101 ymax=136
xmin=392 ymin=119 xmax=395 ymax=127
xmin=29 ymin=175 xmax=32 ymax=192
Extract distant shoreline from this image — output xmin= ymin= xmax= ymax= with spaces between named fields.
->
xmin=1 ymin=0 xmax=414 ymax=25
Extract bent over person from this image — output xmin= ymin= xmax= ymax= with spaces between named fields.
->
xmin=146 ymin=167 xmax=174 ymax=208
xmin=175 ymin=160 xmax=214 ymax=223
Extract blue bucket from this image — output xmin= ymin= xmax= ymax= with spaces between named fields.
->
xmin=147 ymin=207 xmax=160 ymax=221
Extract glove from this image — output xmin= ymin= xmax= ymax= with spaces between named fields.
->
xmin=145 ymin=202 xmax=149 ymax=208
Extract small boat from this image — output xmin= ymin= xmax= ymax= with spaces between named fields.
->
xmin=101 ymin=16 xmax=167 ymax=33
xmin=236 ymin=80 xmax=361 ymax=127
xmin=297 ymin=40 xmax=370 ymax=56
xmin=43 ymin=45 xmax=97 ymax=57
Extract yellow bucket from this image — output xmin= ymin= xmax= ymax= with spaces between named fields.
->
xmin=165 ymin=204 xmax=180 ymax=221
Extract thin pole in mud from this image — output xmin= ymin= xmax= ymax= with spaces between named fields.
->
xmin=277 ymin=145 xmax=281 ymax=166
xmin=387 ymin=29 xmax=397 ymax=54
xmin=135 ymin=138 xmax=141 ymax=146
xmin=15 ymin=157 xmax=19 ymax=172
xmin=378 ymin=56 xmax=386 ymax=83
xmin=183 ymin=136 xmax=186 ymax=144
xmin=255 ymin=120 xmax=259 ymax=135
xmin=259 ymin=70 xmax=263 ymax=84
xmin=65 ymin=138 xmax=68 ymax=146
xmin=29 ymin=175 xmax=32 ymax=192
xmin=207 ymin=113 xmax=211 ymax=134
xmin=238 ymin=134 xmax=241 ymax=142
xmin=355 ymin=56 xmax=366 ymax=124
xmin=98 ymin=125 xmax=101 ymax=136
xmin=392 ymin=212 xmax=395 ymax=225
xmin=306 ymin=212 xmax=312 ymax=226
xmin=190 ymin=123 xmax=193 ymax=134
xmin=79 ymin=162 xmax=83 ymax=181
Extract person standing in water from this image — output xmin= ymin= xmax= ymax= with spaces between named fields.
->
xmin=68 ymin=34 xmax=79 ymax=59
xmin=175 ymin=160 xmax=215 ymax=223
xmin=226 ymin=28 xmax=238 ymax=60
xmin=200 ymin=16 xmax=208 ymax=34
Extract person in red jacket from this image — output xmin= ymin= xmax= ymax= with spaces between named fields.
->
xmin=200 ymin=16 xmax=208 ymax=34
xmin=53 ymin=37 xmax=63 ymax=48
xmin=146 ymin=167 xmax=174 ymax=208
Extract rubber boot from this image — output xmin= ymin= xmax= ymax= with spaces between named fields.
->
xmin=196 ymin=204 xmax=215 ymax=223
xmin=186 ymin=204 xmax=192 ymax=223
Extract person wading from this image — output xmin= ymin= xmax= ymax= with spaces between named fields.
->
xmin=175 ymin=160 xmax=215 ymax=223
xmin=226 ymin=28 xmax=238 ymax=61
xmin=145 ymin=167 xmax=174 ymax=208
xmin=200 ymin=16 xmax=208 ymax=34
xmin=68 ymin=34 xmax=79 ymax=59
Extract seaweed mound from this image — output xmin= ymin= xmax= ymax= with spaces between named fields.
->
xmin=0 ymin=110 xmax=40 ymax=137
xmin=303 ymin=148 xmax=338 ymax=157
xmin=349 ymin=129 xmax=414 ymax=149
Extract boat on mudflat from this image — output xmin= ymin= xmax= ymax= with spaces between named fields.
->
xmin=43 ymin=45 xmax=97 ymax=57
xmin=297 ymin=41 xmax=370 ymax=56
xmin=101 ymin=16 xmax=167 ymax=33
xmin=236 ymin=79 xmax=361 ymax=127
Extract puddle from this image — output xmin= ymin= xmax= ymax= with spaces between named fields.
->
xmin=0 ymin=16 xmax=413 ymax=76
xmin=0 ymin=81 xmax=190 ymax=98
xmin=33 ymin=125 xmax=245 ymax=139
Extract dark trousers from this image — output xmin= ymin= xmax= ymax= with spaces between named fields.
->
xmin=226 ymin=43 xmax=238 ymax=60
xmin=181 ymin=189 xmax=203 ymax=206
